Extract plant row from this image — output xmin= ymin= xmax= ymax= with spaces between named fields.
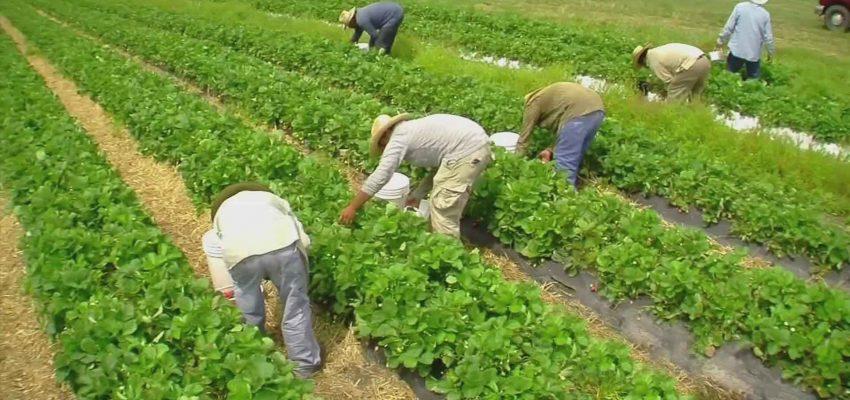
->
xmin=0 ymin=31 xmax=313 ymax=399
xmin=247 ymin=0 xmax=850 ymax=144
xmin=40 ymin=1 xmax=850 ymax=396
xmin=62 ymin=0 xmax=850 ymax=270
xmin=3 ymin=3 xmax=687 ymax=398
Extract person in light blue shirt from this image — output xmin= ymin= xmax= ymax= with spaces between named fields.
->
xmin=716 ymin=0 xmax=776 ymax=80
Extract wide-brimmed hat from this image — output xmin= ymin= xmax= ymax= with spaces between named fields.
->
xmin=750 ymin=0 xmax=768 ymax=5
xmin=370 ymin=113 xmax=411 ymax=157
xmin=339 ymin=7 xmax=356 ymax=27
xmin=631 ymin=44 xmax=652 ymax=68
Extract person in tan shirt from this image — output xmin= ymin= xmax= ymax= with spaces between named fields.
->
xmin=517 ymin=82 xmax=605 ymax=188
xmin=633 ymin=43 xmax=711 ymax=102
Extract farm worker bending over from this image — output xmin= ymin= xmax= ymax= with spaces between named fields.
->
xmin=716 ymin=0 xmax=776 ymax=80
xmin=339 ymin=114 xmax=492 ymax=238
xmin=211 ymin=182 xmax=321 ymax=378
xmin=632 ymin=43 xmax=711 ymax=102
xmin=516 ymin=82 xmax=605 ymax=189
xmin=340 ymin=2 xmax=404 ymax=55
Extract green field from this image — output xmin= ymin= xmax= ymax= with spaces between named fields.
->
xmin=2 ymin=0 xmax=850 ymax=398
xmin=431 ymin=0 xmax=850 ymax=96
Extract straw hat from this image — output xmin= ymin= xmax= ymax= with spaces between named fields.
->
xmin=631 ymin=44 xmax=652 ymax=68
xmin=370 ymin=114 xmax=411 ymax=157
xmin=750 ymin=0 xmax=768 ymax=5
xmin=339 ymin=7 xmax=356 ymax=28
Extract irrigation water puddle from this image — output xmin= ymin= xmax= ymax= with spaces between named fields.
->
xmin=461 ymin=219 xmax=817 ymax=400
xmin=458 ymin=51 xmax=847 ymax=160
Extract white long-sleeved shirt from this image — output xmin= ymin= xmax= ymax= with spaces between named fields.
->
xmin=213 ymin=191 xmax=307 ymax=268
xmin=718 ymin=2 xmax=776 ymax=62
xmin=362 ymin=114 xmax=489 ymax=197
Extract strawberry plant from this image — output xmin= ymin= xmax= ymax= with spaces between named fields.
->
xmin=61 ymin=0 xmax=850 ymax=270
xmin=2 ymin=4 xmax=686 ymax=398
xmin=0 ymin=32 xmax=312 ymax=399
xmin=28 ymin=1 xmax=850 ymax=395
xmin=249 ymin=0 xmax=850 ymax=144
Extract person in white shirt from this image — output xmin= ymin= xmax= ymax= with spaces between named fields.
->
xmin=211 ymin=182 xmax=321 ymax=378
xmin=716 ymin=0 xmax=776 ymax=80
xmin=338 ymin=114 xmax=491 ymax=238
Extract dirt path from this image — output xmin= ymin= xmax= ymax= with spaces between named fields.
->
xmin=0 ymin=197 xmax=75 ymax=400
xmin=0 ymin=17 xmax=414 ymax=400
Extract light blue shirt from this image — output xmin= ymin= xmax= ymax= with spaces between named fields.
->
xmin=718 ymin=2 xmax=776 ymax=62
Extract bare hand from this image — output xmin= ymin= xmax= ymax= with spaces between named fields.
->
xmin=339 ymin=206 xmax=358 ymax=225
xmin=405 ymin=197 xmax=419 ymax=208
xmin=538 ymin=149 xmax=553 ymax=163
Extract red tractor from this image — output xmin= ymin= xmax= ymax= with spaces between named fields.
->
xmin=818 ymin=0 xmax=850 ymax=31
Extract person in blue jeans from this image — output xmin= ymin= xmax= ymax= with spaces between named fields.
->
xmin=340 ymin=2 xmax=405 ymax=55
xmin=211 ymin=182 xmax=321 ymax=378
xmin=517 ymin=82 xmax=606 ymax=189
xmin=716 ymin=0 xmax=776 ymax=80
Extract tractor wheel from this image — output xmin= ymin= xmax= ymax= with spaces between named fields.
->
xmin=824 ymin=5 xmax=850 ymax=31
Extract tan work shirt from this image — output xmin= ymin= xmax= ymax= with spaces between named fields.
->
xmin=646 ymin=43 xmax=706 ymax=84
xmin=362 ymin=114 xmax=489 ymax=197
xmin=519 ymin=82 xmax=604 ymax=151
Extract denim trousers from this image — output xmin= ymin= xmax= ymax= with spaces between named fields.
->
xmin=229 ymin=242 xmax=321 ymax=375
xmin=554 ymin=110 xmax=606 ymax=188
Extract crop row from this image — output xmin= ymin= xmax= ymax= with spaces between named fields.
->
xmin=248 ymin=0 xmax=850 ymax=145
xmin=0 ymin=31 xmax=313 ymax=399
xmin=59 ymin=0 xmax=850 ymax=271
xmin=2 ymin=3 xmax=687 ymax=398
xmin=38 ymin=0 xmax=850 ymax=396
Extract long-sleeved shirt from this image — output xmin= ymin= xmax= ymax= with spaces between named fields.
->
xmin=362 ymin=114 xmax=489 ymax=198
xmin=519 ymin=82 xmax=604 ymax=149
xmin=213 ymin=191 xmax=309 ymax=268
xmin=351 ymin=2 xmax=404 ymax=45
xmin=718 ymin=2 xmax=775 ymax=62
xmin=645 ymin=43 xmax=706 ymax=84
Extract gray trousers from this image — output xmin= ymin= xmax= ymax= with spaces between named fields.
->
xmin=229 ymin=243 xmax=321 ymax=374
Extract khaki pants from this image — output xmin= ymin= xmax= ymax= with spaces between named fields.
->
xmin=667 ymin=57 xmax=711 ymax=102
xmin=429 ymin=145 xmax=491 ymax=238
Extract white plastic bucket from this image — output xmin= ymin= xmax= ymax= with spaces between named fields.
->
xmin=490 ymin=132 xmax=519 ymax=153
xmin=708 ymin=51 xmax=723 ymax=62
xmin=202 ymin=230 xmax=235 ymax=292
xmin=355 ymin=43 xmax=369 ymax=51
xmin=375 ymin=172 xmax=410 ymax=208
xmin=417 ymin=199 xmax=431 ymax=219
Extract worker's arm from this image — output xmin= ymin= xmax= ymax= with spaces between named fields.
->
xmin=351 ymin=27 xmax=364 ymax=43
xmin=717 ymin=5 xmax=739 ymax=46
xmin=410 ymin=170 xmax=436 ymax=201
xmin=516 ymin=101 xmax=540 ymax=156
xmin=763 ymin=16 xmax=776 ymax=60
xmin=340 ymin=138 xmax=406 ymax=224
xmin=357 ymin=18 xmax=380 ymax=48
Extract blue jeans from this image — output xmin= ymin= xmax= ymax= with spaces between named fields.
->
xmin=727 ymin=53 xmax=761 ymax=80
xmin=374 ymin=16 xmax=404 ymax=54
xmin=554 ymin=110 xmax=605 ymax=188
xmin=229 ymin=243 xmax=321 ymax=375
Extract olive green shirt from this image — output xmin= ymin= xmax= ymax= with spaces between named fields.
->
xmin=518 ymin=82 xmax=604 ymax=152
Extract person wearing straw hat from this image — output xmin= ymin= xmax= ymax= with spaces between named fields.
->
xmin=716 ymin=0 xmax=776 ymax=80
xmin=339 ymin=114 xmax=491 ymax=238
xmin=211 ymin=182 xmax=321 ymax=378
xmin=632 ymin=43 xmax=711 ymax=102
xmin=516 ymin=82 xmax=605 ymax=189
xmin=339 ymin=2 xmax=405 ymax=55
